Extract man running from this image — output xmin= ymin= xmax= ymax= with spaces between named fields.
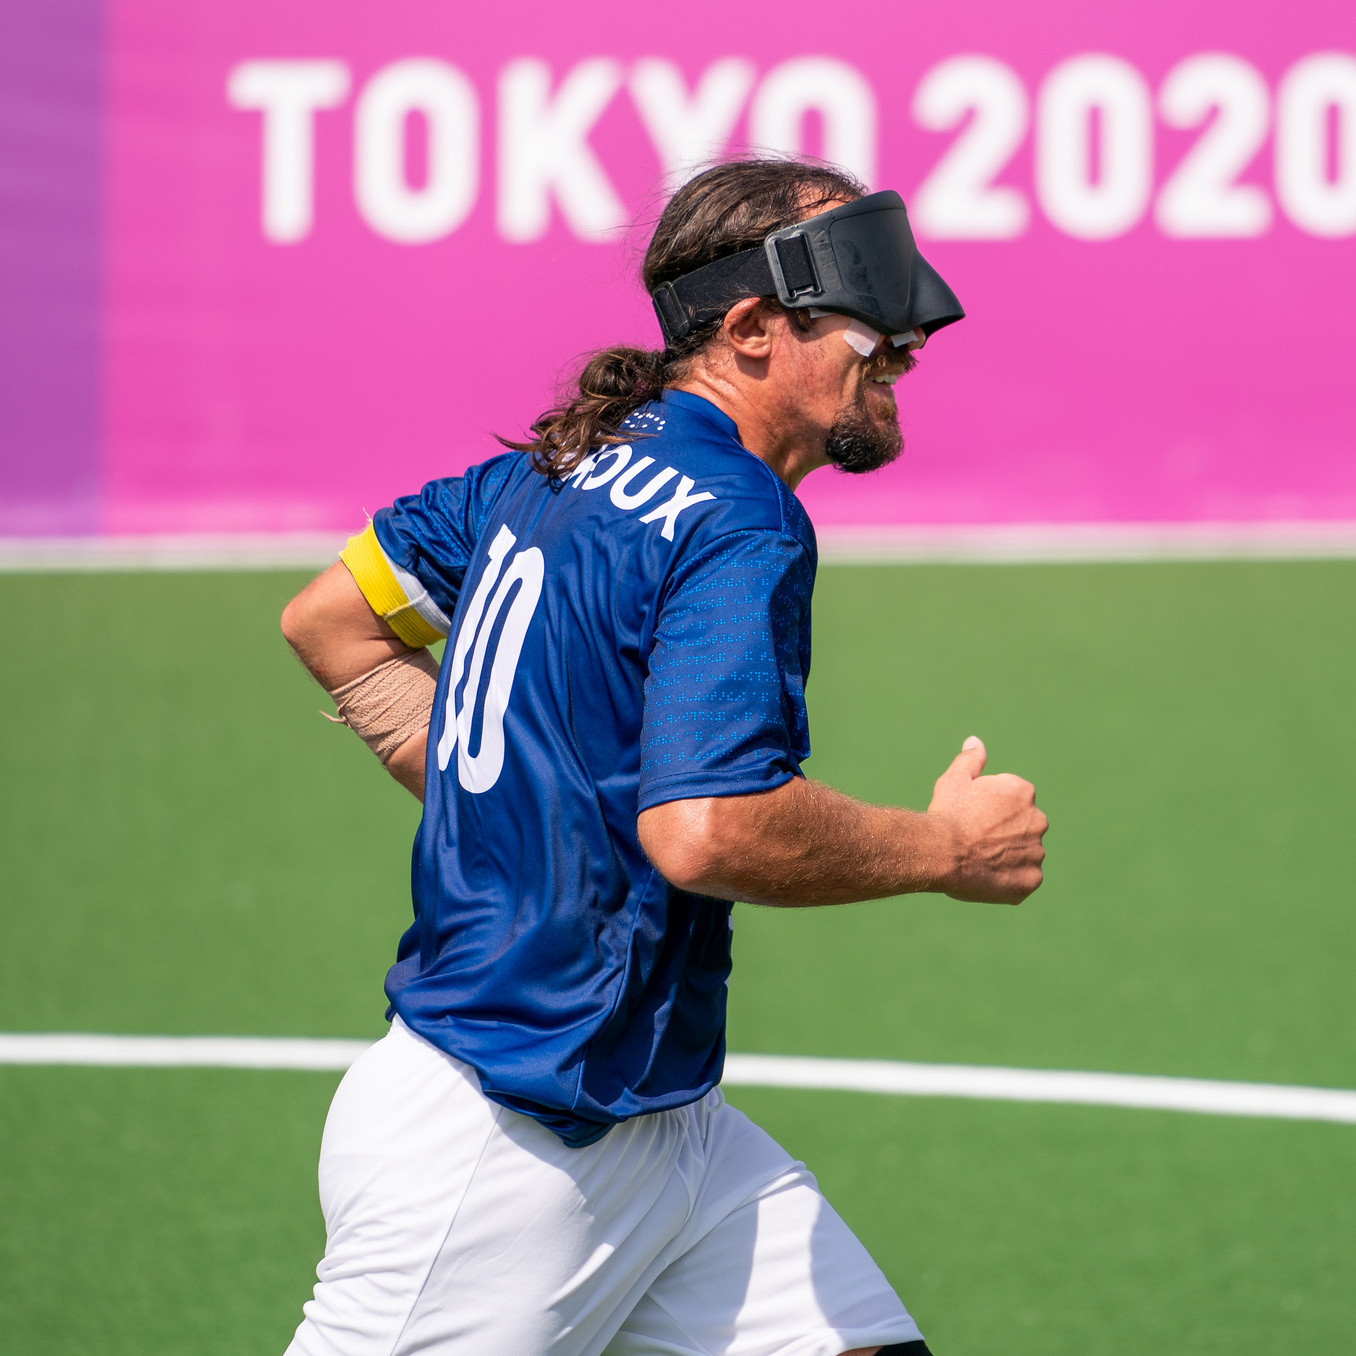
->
xmin=281 ymin=157 xmax=1047 ymax=1356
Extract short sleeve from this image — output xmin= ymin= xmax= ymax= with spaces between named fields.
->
xmin=346 ymin=456 xmax=518 ymax=647
xmin=638 ymin=529 xmax=813 ymax=810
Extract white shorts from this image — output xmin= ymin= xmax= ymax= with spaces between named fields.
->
xmin=286 ymin=1018 xmax=924 ymax=1356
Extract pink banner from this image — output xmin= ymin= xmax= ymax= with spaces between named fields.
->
xmin=94 ymin=0 xmax=1356 ymax=534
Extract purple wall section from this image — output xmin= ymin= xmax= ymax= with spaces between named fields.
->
xmin=0 ymin=0 xmax=104 ymax=534
xmin=101 ymin=2 xmax=1356 ymax=537
xmin=2 ymin=3 xmax=1355 ymax=538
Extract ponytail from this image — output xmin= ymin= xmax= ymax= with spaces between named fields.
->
xmin=497 ymin=344 xmax=677 ymax=480
xmin=500 ymin=157 xmax=866 ymax=482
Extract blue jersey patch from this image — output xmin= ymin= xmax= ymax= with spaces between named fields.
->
xmin=373 ymin=391 xmax=816 ymax=1145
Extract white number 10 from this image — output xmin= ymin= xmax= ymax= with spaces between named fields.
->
xmin=435 ymin=523 xmax=544 ymax=793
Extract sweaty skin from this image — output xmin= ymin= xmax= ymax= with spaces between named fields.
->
xmin=282 ymin=291 xmax=1048 ymax=908
xmin=671 ymin=296 xmax=911 ymax=491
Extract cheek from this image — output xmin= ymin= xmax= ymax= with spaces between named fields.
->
xmin=780 ymin=330 xmax=864 ymax=415
xmin=781 ymin=346 xmax=831 ymax=407
xmin=801 ymin=341 xmax=860 ymax=397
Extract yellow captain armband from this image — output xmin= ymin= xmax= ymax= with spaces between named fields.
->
xmin=340 ymin=523 xmax=448 ymax=649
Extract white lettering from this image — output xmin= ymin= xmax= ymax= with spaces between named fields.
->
xmin=436 ymin=524 xmax=515 ymax=773
xmin=579 ymin=445 xmax=633 ymax=488
xmin=227 ymin=60 xmax=351 ymax=243
xmin=629 ymin=58 xmax=756 ymax=192
xmin=638 ymin=476 xmax=716 ymax=541
xmin=497 ymin=58 xmax=627 ymax=242
xmin=609 ymin=457 xmax=678 ymax=509
xmin=748 ymin=57 xmax=877 ymax=188
xmin=434 ymin=523 xmax=545 ymax=793
xmin=1036 ymin=55 xmax=1153 ymax=239
xmin=566 ymin=451 xmax=601 ymax=486
xmin=454 ymin=545 xmax=544 ymax=793
xmin=1155 ymin=54 xmax=1271 ymax=239
xmin=354 ymin=59 xmax=479 ymax=244
xmin=911 ymin=57 xmax=1030 ymax=240
xmin=1276 ymin=52 xmax=1356 ymax=238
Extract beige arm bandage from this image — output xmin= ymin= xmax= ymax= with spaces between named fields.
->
xmin=326 ymin=649 xmax=439 ymax=765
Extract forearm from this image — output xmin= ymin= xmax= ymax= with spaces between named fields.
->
xmin=384 ymin=729 xmax=428 ymax=802
xmin=640 ymin=738 xmax=1047 ymax=908
xmin=640 ymin=776 xmax=957 ymax=907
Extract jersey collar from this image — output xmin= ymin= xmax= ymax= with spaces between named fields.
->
xmin=659 ymin=389 xmax=742 ymax=446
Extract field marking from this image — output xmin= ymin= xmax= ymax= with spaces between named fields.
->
xmin=5 ymin=522 xmax=1356 ymax=571
xmin=814 ymin=521 xmax=1356 ymax=564
xmin=722 ymin=1055 xmax=1356 ymax=1124
xmin=2 ymin=1034 xmax=1353 ymax=1125
xmin=0 ymin=1033 xmax=373 ymax=1071
xmin=0 ymin=533 xmax=348 ymax=572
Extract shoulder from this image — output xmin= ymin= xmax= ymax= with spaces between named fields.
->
xmin=613 ymin=393 xmax=817 ymax=566
xmin=465 ymin=450 xmax=529 ymax=497
xmin=379 ymin=451 xmax=530 ymax=537
xmin=442 ymin=450 xmax=531 ymax=520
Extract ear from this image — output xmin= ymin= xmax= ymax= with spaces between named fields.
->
xmin=721 ymin=297 xmax=778 ymax=361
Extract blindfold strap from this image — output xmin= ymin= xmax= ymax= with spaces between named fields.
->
xmin=651 ymin=246 xmax=777 ymax=346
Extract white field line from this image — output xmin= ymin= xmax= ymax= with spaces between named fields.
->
xmin=814 ymin=521 xmax=1356 ymax=564
xmin=722 ymin=1055 xmax=1356 ymax=1124
xmin=0 ymin=533 xmax=347 ymax=572
xmin=0 ymin=1033 xmax=372 ymax=1071
xmin=2 ymin=1034 xmax=1353 ymax=1125
xmin=5 ymin=522 xmax=1356 ymax=571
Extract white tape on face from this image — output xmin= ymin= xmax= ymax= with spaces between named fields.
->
xmin=807 ymin=307 xmax=886 ymax=357
xmin=891 ymin=328 xmax=924 ymax=350
xmin=842 ymin=319 xmax=883 ymax=357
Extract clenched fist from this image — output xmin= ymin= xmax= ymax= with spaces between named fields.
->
xmin=928 ymin=736 xmax=1048 ymax=904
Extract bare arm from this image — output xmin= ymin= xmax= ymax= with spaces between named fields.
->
xmin=637 ymin=738 xmax=1047 ymax=907
xmin=281 ymin=562 xmax=430 ymax=800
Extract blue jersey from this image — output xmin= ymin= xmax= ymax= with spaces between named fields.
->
xmin=360 ymin=390 xmax=816 ymax=1146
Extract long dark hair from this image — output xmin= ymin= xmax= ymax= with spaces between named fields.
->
xmin=499 ymin=158 xmax=865 ymax=479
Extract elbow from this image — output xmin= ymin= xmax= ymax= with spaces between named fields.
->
xmin=279 ymin=595 xmax=305 ymax=651
xmin=652 ymin=843 xmax=723 ymax=897
xmin=638 ymin=799 xmax=737 ymax=897
xmin=280 ymin=587 xmax=323 ymax=655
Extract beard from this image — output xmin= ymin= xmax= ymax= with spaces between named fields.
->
xmin=822 ymin=379 xmax=904 ymax=476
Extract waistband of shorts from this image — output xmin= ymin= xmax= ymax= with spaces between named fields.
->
xmin=388 ymin=1014 xmax=724 ymax=1142
xmin=389 ymin=1014 xmax=485 ymax=1086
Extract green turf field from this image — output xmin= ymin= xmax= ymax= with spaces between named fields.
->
xmin=2 ymin=563 xmax=1353 ymax=1354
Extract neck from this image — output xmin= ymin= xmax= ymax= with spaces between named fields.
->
xmin=669 ymin=371 xmax=827 ymax=492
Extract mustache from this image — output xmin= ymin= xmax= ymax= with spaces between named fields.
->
xmin=861 ymin=347 xmax=918 ymax=383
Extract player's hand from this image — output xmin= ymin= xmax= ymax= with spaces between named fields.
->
xmin=927 ymin=737 xmax=1048 ymax=904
